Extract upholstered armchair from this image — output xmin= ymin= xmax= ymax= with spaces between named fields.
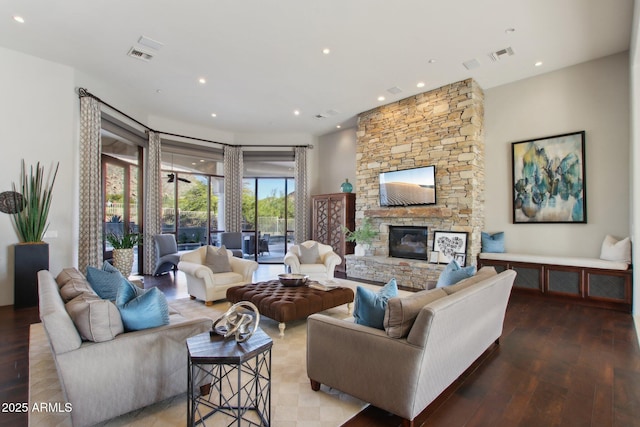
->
xmin=178 ymin=245 xmax=258 ymax=305
xmin=153 ymin=234 xmax=180 ymax=276
xmin=220 ymin=232 xmax=244 ymax=258
xmin=283 ymin=240 xmax=341 ymax=280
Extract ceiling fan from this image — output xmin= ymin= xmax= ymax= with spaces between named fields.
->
xmin=167 ymin=173 xmax=191 ymax=183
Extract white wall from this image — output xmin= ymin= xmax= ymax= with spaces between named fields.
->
xmin=0 ymin=47 xmax=78 ymax=306
xmin=316 ymin=127 xmax=357 ymax=195
xmin=630 ymin=0 xmax=640 ymax=316
xmin=484 ymin=52 xmax=630 ymax=258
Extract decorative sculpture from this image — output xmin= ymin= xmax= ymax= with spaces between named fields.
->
xmin=211 ymin=301 xmax=260 ymax=343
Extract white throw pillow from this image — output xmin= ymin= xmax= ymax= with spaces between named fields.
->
xmin=599 ymin=235 xmax=631 ymax=263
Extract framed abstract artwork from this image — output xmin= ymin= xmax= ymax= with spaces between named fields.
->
xmin=512 ymin=131 xmax=586 ymax=224
xmin=432 ymin=231 xmax=468 ymax=265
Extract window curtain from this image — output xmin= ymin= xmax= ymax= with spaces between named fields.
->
xmin=78 ymin=96 xmax=103 ymax=273
xmin=294 ymin=146 xmax=309 ymax=243
xmin=143 ymin=131 xmax=162 ymax=274
xmin=223 ymin=146 xmax=244 ymax=232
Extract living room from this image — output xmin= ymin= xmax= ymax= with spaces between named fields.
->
xmin=1 ymin=1 xmax=640 ymax=426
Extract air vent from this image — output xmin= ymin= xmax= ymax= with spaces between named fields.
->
xmin=463 ymin=59 xmax=481 ymax=70
xmin=488 ymin=47 xmax=515 ymax=62
xmin=387 ymin=86 xmax=403 ymax=95
xmin=313 ymin=114 xmax=328 ymax=120
xmin=127 ymin=47 xmax=154 ymax=61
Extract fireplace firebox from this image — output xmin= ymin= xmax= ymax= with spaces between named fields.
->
xmin=388 ymin=226 xmax=429 ymax=261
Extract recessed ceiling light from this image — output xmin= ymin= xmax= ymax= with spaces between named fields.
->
xmin=198 ymin=78 xmax=206 ymax=84
xmin=377 ymin=96 xmax=385 ymax=102
xmin=417 ymin=82 xmax=425 ymax=88
xmin=336 ymin=125 xmax=341 ymax=129
xmin=322 ymin=48 xmax=331 ymax=55
xmin=535 ymin=61 xmax=543 ymax=67
xmin=156 ymin=89 xmax=162 ymax=94
xmin=211 ymin=113 xmax=217 ymax=117
xmin=293 ymin=110 xmax=300 ymax=116
xmin=191 ymin=162 xmax=196 ymax=166
xmin=428 ymin=59 xmax=437 ymax=64
xmin=13 ymin=16 xmax=25 ymax=23
xmin=505 ymin=28 xmax=516 ymax=34
xmin=200 ymin=159 xmax=205 ymax=162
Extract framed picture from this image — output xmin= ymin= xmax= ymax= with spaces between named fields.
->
xmin=454 ymin=253 xmax=466 ymax=266
xmin=512 ymin=131 xmax=586 ymax=224
xmin=432 ymin=231 xmax=468 ymax=265
xmin=429 ymin=251 xmax=439 ymax=264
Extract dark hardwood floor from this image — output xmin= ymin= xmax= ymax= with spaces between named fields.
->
xmin=1 ymin=269 xmax=639 ymax=427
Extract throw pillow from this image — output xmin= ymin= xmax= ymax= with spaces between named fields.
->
xmin=299 ymin=242 xmax=321 ymax=264
xmin=102 ymin=260 xmax=120 ymax=274
xmin=481 ymin=232 xmax=505 ymax=253
xmin=116 ymin=279 xmax=170 ymax=331
xmin=86 ymin=265 xmax=124 ymax=300
xmin=384 ymin=288 xmax=448 ymax=338
xmin=59 ymin=278 xmax=97 ymax=302
xmin=436 ymin=260 xmax=477 ymax=288
xmin=205 ymin=245 xmax=232 ymax=273
xmin=55 ymin=267 xmax=85 ymax=288
xmin=353 ymin=278 xmax=399 ymax=330
xmin=600 ymin=235 xmax=631 ymax=263
xmin=66 ymin=293 xmax=124 ymax=342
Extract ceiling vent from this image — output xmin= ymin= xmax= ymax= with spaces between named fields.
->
xmin=313 ymin=113 xmax=328 ymax=120
xmin=387 ymin=86 xmax=403 ymax=95
xmin=127 ymin=47 xmax=154 ymax=61
xmin=488 ymin=47 xmax=515 ymax=62
xmin=463 ymin=58 xmax=481 ymax=70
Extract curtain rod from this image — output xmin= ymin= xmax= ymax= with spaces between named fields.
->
xmin=77 ymin=87 xmax=313 ymax=149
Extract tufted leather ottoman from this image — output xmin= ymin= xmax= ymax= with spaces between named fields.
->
xmin=227 ymin=280 xmax=354 ymax=336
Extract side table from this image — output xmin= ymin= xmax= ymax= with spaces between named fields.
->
xmin=187 ymin=328 xmax=273 ymax=426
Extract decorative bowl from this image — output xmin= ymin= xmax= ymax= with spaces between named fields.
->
xmin=278 ymin=273 xmax=309 ymax=287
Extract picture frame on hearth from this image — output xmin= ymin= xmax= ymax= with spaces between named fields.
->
xmin=512 ymin=130 xmax=586 ymax=224
xmin=432 ymin=231 xmax=468 ymax=265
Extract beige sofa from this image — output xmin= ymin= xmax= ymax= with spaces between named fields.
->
xmin=37 ymin=269 xmax=213 ymax=427
xmin=178 ymin=245 xmax=258 ymax=305
xmin=307 ymin=268 xmax=516 ymax=427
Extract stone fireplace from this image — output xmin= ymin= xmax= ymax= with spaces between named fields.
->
xmin=388 ymin=225 xmax=429 ymax=261
xmin=346 ymin=78 xmax=485 ymax=289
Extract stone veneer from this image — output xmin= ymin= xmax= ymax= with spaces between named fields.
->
xmin=347 ymin=78 xmax=485 ymax=289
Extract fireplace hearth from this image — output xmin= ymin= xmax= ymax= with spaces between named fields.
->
xmin=388 ymin=226 xmax=429 ymax=261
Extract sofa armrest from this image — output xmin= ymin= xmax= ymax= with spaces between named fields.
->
xmin=229 ymin=257 xmax=258 ymax=282
xmin=306 ymin=314 xmax=423 ymax=417
xmin=321 ymin=252 xmax=341 ymax=272
xmin=283 ymin=252 xmax=301 ymax=273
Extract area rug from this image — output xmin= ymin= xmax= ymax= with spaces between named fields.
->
xmin=29 ymin=280 xmax=402 ymax=426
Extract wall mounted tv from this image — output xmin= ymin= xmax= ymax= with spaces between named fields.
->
xmin=379 ymin=165 xmax=436 ymax=207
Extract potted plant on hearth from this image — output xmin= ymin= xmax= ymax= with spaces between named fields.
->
xmin=343 ymin=217 xmax=378 ymax=256
xmin=8 ymin=160 xmax=59 ymax=308
xmin=105 ymin=228 xmax=141 ymax=277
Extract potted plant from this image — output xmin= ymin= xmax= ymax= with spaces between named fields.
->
xmin=10 ymin=160 xmax=59 ymax=308
xmin=105 ymin=229 xmax=141 ymax=277
xmin=343 ymin=217 xmax=378 ymax=256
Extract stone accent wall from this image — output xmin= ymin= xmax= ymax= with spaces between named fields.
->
xmin=348 ymin=79 xmax=485 ymax=288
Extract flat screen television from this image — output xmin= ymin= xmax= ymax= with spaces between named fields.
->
xmin=379 ymin=165 xmax=436 ymax=207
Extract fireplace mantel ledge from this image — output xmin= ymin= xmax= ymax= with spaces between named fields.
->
xmin=365 ymin=206 xmax=453 ymax=218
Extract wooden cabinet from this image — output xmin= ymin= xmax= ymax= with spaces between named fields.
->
xmin=312 ymin=193 xmax=355 ymax=275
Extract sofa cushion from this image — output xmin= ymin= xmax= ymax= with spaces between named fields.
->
xmin=116 ymin=279 xmax=170 ymax=331
xmin=56 ymin=267 xmax=85 ymax=287
xmin=205 ymin=245 xmax=232 ymax=273
xmin=600 ymin=234 xmax=631 ymax=263
xmin=353 ymin=278 xmax=398 ymax=329
xmin=436 ymin=260 xmax=476 ymax=288
xmin=481 ymin=232 xmax=505 ymax=253
xmin=441 ymin=266 xmax=498 ymax=295
xmin=299 ymin=242 xmax=321 ymax=264
xmin=86 ymin=265 xmax=124 ymax=300
xmin=384 ymin=288 xmax=448 ymax=338
xmin=59 ymin=278 xmax=97 ymax=302
xmin=65 ymin=293 xmax=124 ymax=342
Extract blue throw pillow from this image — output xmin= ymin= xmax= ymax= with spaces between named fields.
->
xmin=353 ymin=278 xmax=398 ymax=329
xmin=436 ymin=260 xmax=477 ymax=288
xmin=116 ymin=279 xmax=169 ymax=331
xmin=86 ymin=265 xmax=124 ymax=300
xmin=102 ymin=260 xmax=120 ymax=274
xmin=481 ymin=232 xmax=505 ymax=253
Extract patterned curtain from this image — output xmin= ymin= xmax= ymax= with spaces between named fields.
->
xmin=223 ymin=145 xmax=244 ymax=232
xmin=294 ymin=146 xmax=310 ymax=243
xmin=78 ymin=96 xmax=103 ymax=273
xmin=143 ymin=131 xmax=162 ymax=275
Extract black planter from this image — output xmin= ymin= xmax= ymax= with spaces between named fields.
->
xmin=14 ymin=243 xmax=49 ymax=309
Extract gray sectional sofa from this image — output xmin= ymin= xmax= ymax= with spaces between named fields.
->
xmin=37 ymin=268 xmax=213 ymax=427
xmin=307 ymin=267 xmax=516 ymax=427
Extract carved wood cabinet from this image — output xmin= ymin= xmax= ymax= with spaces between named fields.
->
xmin=311 ymin=192 xmax=355 ymax=275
